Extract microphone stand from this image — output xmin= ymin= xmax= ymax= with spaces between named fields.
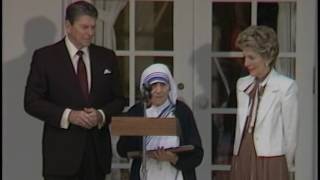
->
xmin=140 ymin=85 xmax=151 ymax=180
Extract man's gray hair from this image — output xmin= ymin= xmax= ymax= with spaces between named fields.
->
xmin=65 ymin=1 xmax=98 ymax=24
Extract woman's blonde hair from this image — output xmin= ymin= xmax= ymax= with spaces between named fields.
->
xmin=236 ymin=25 xmax=279 ymax=67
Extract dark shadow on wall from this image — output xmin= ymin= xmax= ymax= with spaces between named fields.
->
xmin=188 ymin=44 xmax=211 ymax=178
xmin=3 ymin=17 xmax=57 ymax=180
xmin=190 ymin=43 xmax=248 ymax=178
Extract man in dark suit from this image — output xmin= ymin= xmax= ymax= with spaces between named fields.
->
xmin=24 ymin=1 xmax=125 ymax=180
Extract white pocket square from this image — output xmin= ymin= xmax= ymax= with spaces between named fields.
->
xmin=104 ymin=69 xmax=111 ymax=74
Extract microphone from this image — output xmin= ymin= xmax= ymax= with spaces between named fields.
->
xmin=142 ymin=83 xmax=152 ymax=100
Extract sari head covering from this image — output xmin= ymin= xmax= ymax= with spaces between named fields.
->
xmin=140 ymin=63 xmax=178 ymax=105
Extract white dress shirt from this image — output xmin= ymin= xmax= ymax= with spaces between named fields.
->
xmin=60 ymin=36 xmax=105 ymax=129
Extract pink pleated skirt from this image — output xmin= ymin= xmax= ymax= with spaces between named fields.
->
xmin=230 ymin=131 xmax=289 ymax=180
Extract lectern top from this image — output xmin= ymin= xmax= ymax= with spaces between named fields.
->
xmin=111 ymin=117 xmax=177 ymax=136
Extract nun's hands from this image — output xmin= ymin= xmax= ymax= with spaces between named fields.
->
xmin=148 ymin=147 xmax=178 ymax=165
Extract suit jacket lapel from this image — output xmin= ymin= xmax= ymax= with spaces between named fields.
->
xmin=237 ymin=76 xmax=254 ymax=132
xmin=60 ymin=40 xmax=77 ymax=75
xmin=88 ymin=45 xmax=99 ymax=101
xmin=237 ymin=90 xmax=249 ymax=132
xmin=256 ymin=70 xmax=280 ymax=126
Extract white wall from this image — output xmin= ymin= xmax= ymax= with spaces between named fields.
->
xmin=3 ymin=0 xmax=62 ymax=179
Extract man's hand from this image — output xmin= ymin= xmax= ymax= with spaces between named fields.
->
xmin=68 ymin=110 xmax=95 ymax=129
xmin=68 ymin=108 xmax=103 ymax=129
xmin=84 ymin=107 xmax=103 ymax=126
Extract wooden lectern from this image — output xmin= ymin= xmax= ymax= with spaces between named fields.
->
xmin=111 ymin=117 xmax=178 ymax=136
xmin=111 ymin=116 xmax=179 ymax=180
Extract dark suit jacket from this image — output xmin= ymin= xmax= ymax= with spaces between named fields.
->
xmin=24 ymin=39 xmax=125 ymax=176
xmin=117 ymin=100 xmax=203 ymax=180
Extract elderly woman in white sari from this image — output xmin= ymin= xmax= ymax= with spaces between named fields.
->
xmin=117 ymin=63 xmax=203 ymax=180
